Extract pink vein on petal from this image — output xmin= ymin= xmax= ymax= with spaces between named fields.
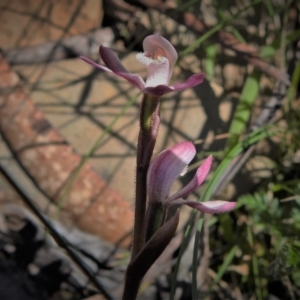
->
xmin=170 ymin=73 xmax=205 ymax=92
xmin=147 ymin=141 xmax=196 ymax=203
xmin=168 ymin=155 xmax=212 ymax=202
xmin=182 ymin=200 xmax=237 ymax=214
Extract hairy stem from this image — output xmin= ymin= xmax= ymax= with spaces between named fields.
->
xmin=131 ymin=94 xmax=161 ymax=260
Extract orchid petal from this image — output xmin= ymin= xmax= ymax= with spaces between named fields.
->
xmin=99 ymin=46 xmax=146 ymax=90
xmin=80 ymin=56 xmax=113 ymax=73
xmin=147 ymin=141 xmax=196 ymax=204
xmin=168 ymin=155 xmax=212 ymax=202
xmin=169 ymin=73 xmax=205 ymax=92
xmin=145 ymin=57 xmax=170 ymax=87
xmin=80 ymin=48 xmax=146 ymax=91
xmin=142 ymin=73 xmax=205 ymax=96
xmin=81 ymin=35 xmax=205 ymax=96
xmin=99 ymin=46 xmax=131 ymax=74
xmin=172 ymin=199 xmax=237 ymax=214
xmin=143 ymin=35 xmax=177 ymax=83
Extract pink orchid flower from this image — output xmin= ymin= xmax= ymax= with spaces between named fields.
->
xmin=147 ymin=141 xmax=236 ymax=214
xmin=80 ymin=35 xmax=204 ymax=96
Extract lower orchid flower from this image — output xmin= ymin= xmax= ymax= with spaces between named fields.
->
xmin=147 ymin=141 xmax=236 ymax=213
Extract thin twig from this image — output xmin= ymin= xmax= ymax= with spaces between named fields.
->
xmin=3 ymin=28 xmax=114 ymax=64
xmin=0 ymin=163 xmax=114 ymax=300
xmin=135 ymin=0 xmax=289 ymax=84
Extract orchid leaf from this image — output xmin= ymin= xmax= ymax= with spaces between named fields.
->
xmin=122 ymin=210 xmax=180 ymax=300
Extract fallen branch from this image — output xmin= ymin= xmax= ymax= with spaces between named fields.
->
xmin=0 ymin=54 xmax=133 ymax=246
xmin=0 ymin=164 xmax=114 ymax=300
xmin=3 ymin=28 xmax=114 ymax=64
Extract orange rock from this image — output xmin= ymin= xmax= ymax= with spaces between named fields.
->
xmin=0 ymin=55 xmax=133 ymax=246
xmin=0 ymin=0 xmax=103 ymax=49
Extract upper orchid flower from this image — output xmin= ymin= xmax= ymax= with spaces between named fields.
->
xmin=80 ymin=35 xmax=204 ymax=96
xmin=147 ymin=141 xmax=236 ymax=214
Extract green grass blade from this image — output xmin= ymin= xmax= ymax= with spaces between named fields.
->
xmin=259 ymin=45 xmax=277 ymax=58
xmin=179 ymin=0 xmax=262 ymax=57
xmin=225 ymin=71 xmax=261 ymax=152
xmin=170 ymin=218 xmax=195 ymax=300
xmin=286 ymin=29 xmax=300 ymax=45
xmin=192 ymin=215 xmax=204 ymax=300
xmin=54 ymin=94 xmax=139 ymax=216
xmin=260 ymin=29 xmax=300 ymax=59
xmin=288 ymin=60 xmax=300 ymax=103
xmin=264 ymin=0 xmax=275 ymax=17
xmin=205 ymin=44 xmax=218 ymax=79
xmin=247 ymin=225 xmax=264 ymax=300
xmin=203 ymin=126 xmax=276 ymax=202
xmin=209 ymin=244 xmax=238 ymax=291
xmin=230 ymin=27 xmax=246 ymax=43
xmin=214 ymin=4 xmax=246 ymax=43
xmin=175 ymin=126 xmax=277 ymax=298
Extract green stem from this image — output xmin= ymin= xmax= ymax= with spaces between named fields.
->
xmin=145 ymin=202 xmax=164 ymax=242
xmin=192 ymin=215 xmax=204 ymax=300
xmin=247 ymin=225 xmax=264 ymax=300
xmin=131 ymin=94 xmax=161 ymax=260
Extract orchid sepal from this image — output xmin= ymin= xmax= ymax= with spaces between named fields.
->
xmin=171 ymin=199 xmax=237 ymax=214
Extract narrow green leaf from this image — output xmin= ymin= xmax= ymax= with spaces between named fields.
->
xmin=288 ymin=60 xmax=300 ymax=103
xmin=205 ymin=44 xmax=218 ymax=79
xmin=264 ymin=0 xmax=275 ymax=17
xmin=286 ymin=29 xmax=300 ymax=45
xmin=123 ymin=210 xmax=180 ymax=300
xmin=260 ymin=29 xmax=300 ymax=59
xmin=231 ymin=27 xmax=246 ymax=43
xmin=179 ymin=0 xmax=262 ymax=56
xmin=210 ymin=245 xmax=238 ymax=290
xmin=175 ymin=126 xmax=276 ymax=299
xmin=192 ymin=216 xmax=204 ymax=300
xmin=203 ymin=126 xmax=276 ymax=203
xmin=225 ymin=71 xmax=261 ymax=151
xmin=259 ymin=45 xmax=277 ymax=58
xmin=247 ymin=225 xmax=264 ymax=300
xmin=170 ymin=216 xmax=195 ymax=300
